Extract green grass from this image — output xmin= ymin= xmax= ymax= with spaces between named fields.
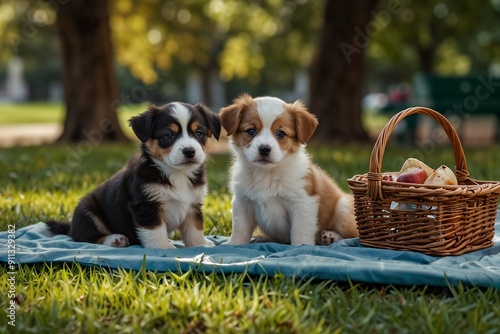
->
xmin=1 ymin=142 xmax=500 ymax=332
xmin=2 ymin=264 xmax=499 ymax=334
xmin=0 ymin=102 xmax=64 ymax=124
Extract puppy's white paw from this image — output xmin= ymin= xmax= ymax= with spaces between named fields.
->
xmin=203 ymin=239 xmax=216 ymax=247
xmin=224 ymin=238 xmax=245 ymax=246
xmin=187 ymin=238 xmax=215 ymax=247
xmin=321 ymin=231 xmax=343 ymax=245
xmin=102 ymin=234 xmax=130 ymax=247
xmin=153 ymin=241 xmax=176 ymax=249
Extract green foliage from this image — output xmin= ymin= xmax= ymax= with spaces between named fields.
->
xmin=367 ymin=0 xmax=500 ymax=88
xmin=0 ymin=1 xmax=322 ymax=92
xmin=3 ymin=0 xmax=500 ymax=102
xmin=111 ymin=0 xmax=322 ymax=85
xmin=0 ymin=1 xmax=60 ymax=99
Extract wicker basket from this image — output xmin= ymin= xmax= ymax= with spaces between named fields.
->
xmin=348 ymin=107 xmax=500 ymax=256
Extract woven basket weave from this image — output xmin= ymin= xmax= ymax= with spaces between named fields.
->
xmin=348 ymin=107 xmax=500 ymax=256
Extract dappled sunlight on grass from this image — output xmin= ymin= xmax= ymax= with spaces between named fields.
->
xmin=0 ymin=144 xmax=136 ymax=229
xmin=1 ymin=144 xmax=500 ymax=332
xmin=204 ymin=192 xmax=233 ymax=236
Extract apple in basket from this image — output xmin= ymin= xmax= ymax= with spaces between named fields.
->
xmin=396 ymin=167 xmax=428 ymax=184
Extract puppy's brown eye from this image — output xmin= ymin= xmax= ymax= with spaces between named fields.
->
xmin=164 ymin=131 xmax=175 ymax=140
xmin=195 ymin=131 xmax=204 ymax=139
xmin=246 ymin=129 xmax=256 ymax=137
xmin=276 ymin=130 xmax=286 ymax=139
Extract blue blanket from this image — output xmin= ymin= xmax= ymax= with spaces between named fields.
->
xmin=2 ymin=217 xmax=500 ymax=288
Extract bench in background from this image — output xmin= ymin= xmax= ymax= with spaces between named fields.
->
xmin=380 ymin=73 xmax=500 ymax=142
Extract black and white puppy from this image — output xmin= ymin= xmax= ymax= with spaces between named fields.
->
xmin=46 ymin=102 xmax=221 ymax=249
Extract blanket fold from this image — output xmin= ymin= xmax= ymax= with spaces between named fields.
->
xmin=2 ymin=215 xmax=500 ymax=288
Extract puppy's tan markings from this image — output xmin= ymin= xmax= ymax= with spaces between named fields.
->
xmin=185 ymin=205 xmax=203 ymax=231
xmin=220 ymin=93 xmax=258 ymax=136
xmin=221 ymin=97 xmax=263 ymax=148
xmin=236 ymin=109 xmax=263 ymax=146
xmin=146 ymin=139 xmax=164 ymax=160
xmin=145 ymin=124 xmax=179 ymax=159
xmin=304 ymin=166 xmax=318 ymax=197
xmin=190 ymin=120 xmax=208 ymax=149
xmin=271 ymin=113 xmax=297 ymax=153
xmin=313 ymin=195 xmax=358 ymax=240
xmin=315 ymin=173 xmax=341 ymax=231
xmin=190 ymin=121 xmax=200 ymax=133
xmin=179 ymin=205 xmax=213 ymax=247
xmin=86 ymin=211 xmax=111 ymax=236
xmin=169 ymin=123 xmax=180 ymax=133
xmin=303 ymin=164 xmax=359 ymax=241
xmin=285 ymin=101 xmax=318 ymax=144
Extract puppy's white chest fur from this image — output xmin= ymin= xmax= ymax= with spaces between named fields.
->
xmin=252 ymin=196 xmax=292 ymax=244
xmin=143 ymin=174 xmax=206 ymax=231
xmin=230 ymin=149 xmax=319 ymax=245
xmin=232 ymin=147 xmax=310 ymax=195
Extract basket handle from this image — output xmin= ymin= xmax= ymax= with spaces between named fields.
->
xmin=367 ymin=106 xmax=470 ymax=200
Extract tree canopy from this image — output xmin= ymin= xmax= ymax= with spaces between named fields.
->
xmin=109 ymin=0 xmax=322 ymax=106
xmin=367 ymin=0 xmax=500 ymax=84
xmin=2 ymin=0 xmax=500 ymax=98
xmin=0 ymin=0 xmax=322 ymax=103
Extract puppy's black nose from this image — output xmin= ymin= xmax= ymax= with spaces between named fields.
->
xmin=258 ymin=145 xmax=271 ymax=157
xmin=182 ymin=147 xmax=196 ymax=158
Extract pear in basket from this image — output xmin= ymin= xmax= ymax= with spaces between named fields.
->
xmin=424 ymin=165 xmax=458 ymax=186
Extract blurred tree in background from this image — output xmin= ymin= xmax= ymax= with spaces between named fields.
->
xmin=56 ymin=0 xmax=129 ymax=142
xmin=0 ymin=1 xmax=60 ymax=100
xmin=110 ymin=0 xmax=321 ymax=107
xmin=367 ymin=0 xmax=500 ymax=88
xmin=309 ymin=0 xmax=378 ymax=143
xmin=0 ymin=0 xmax=322 ymax=142
xmin=1 ymin=0 xmax=500 ymax=143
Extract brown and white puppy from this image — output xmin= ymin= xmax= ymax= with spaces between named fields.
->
xmin=220 ymin=94 xmax=358 ymax=246
xmin=46 ymin=102 xmax=221 ymax=249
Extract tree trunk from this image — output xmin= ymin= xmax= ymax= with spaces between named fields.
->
xmin=55 ymin=0 xmax=129 ymax=143
xmin=417 ymin=46 xmax=435 ymax=73
xmin=309 ymin=0 xmax=379 ymax=143
xmin=200 ymin=67 xmax=214 ymax=108
xmin=199 ymin=36 xmax=225 ymax=110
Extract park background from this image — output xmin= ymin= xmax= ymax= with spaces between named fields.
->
xmin=1 ymin=0 xmax=500 ymax=147
xmin=1 ymin=1 xmax=500 ymax=333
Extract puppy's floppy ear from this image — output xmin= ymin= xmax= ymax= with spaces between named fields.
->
xmin=219 ymin=93 xmax=253 ymax=136
xmin=289 ymin=100 xmax=318 ymax=144
xmin=195 ymin=103 xmax=221 ymax=141
xmin=128 ymin=105 xmax=161 ymax=143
